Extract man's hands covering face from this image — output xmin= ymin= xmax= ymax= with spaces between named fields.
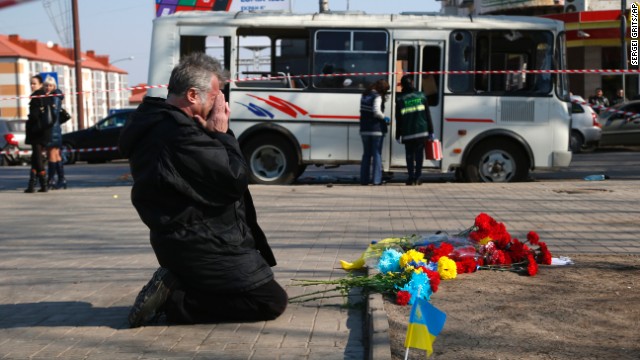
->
xmin=195 ymin=92 xmax=230 ymax=133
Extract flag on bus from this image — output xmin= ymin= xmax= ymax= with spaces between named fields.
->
xmin=404 ymin=298 xmax=446 ymax=357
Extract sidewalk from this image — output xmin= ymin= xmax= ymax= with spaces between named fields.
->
xmin=1 ymin=180 xmax=639 ymax=359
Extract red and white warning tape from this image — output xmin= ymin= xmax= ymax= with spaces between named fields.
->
xmin=1 ymin=149 xmax=32 ymax=156
xmin=1 ymin=146 xmax=119 ymax=156
xmin=61 ymin=146 xmax=119 ymax=153
xmin=2 ymin=68 xmax=640 ymax=102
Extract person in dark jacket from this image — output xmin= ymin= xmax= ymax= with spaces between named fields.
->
xmin=42 ymin=76 xmax=67 ymax=190
xmin=395 ymin=75 xmax=434 ymax=186
xmin=359 ymin=79 xmax=390 ymax=185
xmin=119 ymin=52 xmax=287 ymax=327
xmin=588 ymin=87 xmax=609 ymax=114
xmin=24 ymin=75 xmax=49 ymax=193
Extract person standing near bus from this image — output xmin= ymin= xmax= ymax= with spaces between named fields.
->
xmin=359 ymin=79 xmax=390 ymax=185
xmin=395 ymin=75 xmax=434 ymax=186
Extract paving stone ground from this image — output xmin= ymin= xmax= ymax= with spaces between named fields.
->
xmin=1 ymin=179 xmax=639 ymax=359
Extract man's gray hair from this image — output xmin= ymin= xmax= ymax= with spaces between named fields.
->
xmin=167 ymin=52 xmax=228 ymax=96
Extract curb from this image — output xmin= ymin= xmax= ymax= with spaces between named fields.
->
xmin=367 ymin=292 xmax=392 ymax=360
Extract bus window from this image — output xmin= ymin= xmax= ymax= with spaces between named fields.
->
xmin=313 ymin=30 xmax=388 ymax=90
xmin=422 ymin=46 xmax=441 ymax=106
xmin=555 ymin=32 xmax=570 ymax=101
xmin=448 ymin=31 xmax=474 ymax=93
xmin=235 ymin=35 xmax=272 ymax=87
xmin=274 ymin=38 xmax=309 ymax=88
xmin=205 ymin=35 xmax=228 ymax=69
xmin=233 ymin=31 xmax=310 ymax=89
xmin=396 ymin=45 xmax=416 ymax=91
xmin=181 ymin=36 xmax=206 ymax=57
xmin=475 ymin=30 xmax=553 ymax=95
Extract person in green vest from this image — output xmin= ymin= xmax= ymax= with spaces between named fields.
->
xmin=395 ymin=75 xmax=434 ymax=186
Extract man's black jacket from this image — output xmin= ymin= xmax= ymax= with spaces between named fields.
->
xmin=119 ymin=97 xmax=276 ymax=293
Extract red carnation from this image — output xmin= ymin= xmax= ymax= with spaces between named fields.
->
xmin=491 ymin=223 xmax=511 ymax=249
xmin=396 ymin=290 xmax=411 ymax=305
xmin=536 ymin=242 xmax=553 ymax=265
xmin=474 ymin=213 xmax=494 ymax=229
xmin=431 ymin=242 xmax=454 ymax=262
xmin=527 ymin=231 xmax=540 ymax=246
xmin=455 ymin=257 xmax=478 ymax=274
xmin=487 ymin=249 xmax=508 ymax=265
xmin=425 ymin=269 xmax=440 ymax=293
xmin=526 ymin=253 xmax=538 ymax=276
xmin=417 ymin=244 xmax=436 ymax=259
xmin=508 ymin=238 xmax=531 ymax=263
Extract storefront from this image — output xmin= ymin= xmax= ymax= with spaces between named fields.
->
xmin=543 ymin=10 xmax=635 ymax=101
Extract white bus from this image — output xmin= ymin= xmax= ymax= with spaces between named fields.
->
xmin=147 ymin=10 xmax=572 ymax=184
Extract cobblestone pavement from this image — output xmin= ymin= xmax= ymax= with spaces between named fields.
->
xmin=1 ymin=179 xmax=639 ymax=359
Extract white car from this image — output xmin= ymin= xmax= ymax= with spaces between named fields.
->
xmin=0 ymin=119 xmax=29 ymax=166
xmin=569 ymin=95 xmax=602 ymax=153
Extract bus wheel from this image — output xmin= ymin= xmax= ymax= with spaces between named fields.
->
xmin=243 ymin=136 xmax=299 ymax=185
xmin=295 ymin=164 xmax=308 ymax=179
xmin=454 ymin=167 xmax=467 ymax=182
xmin=464 ymin=141 xmax=528 ymax=183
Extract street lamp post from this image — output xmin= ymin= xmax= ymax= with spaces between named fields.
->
xmin=106 ymin=56 xmax=134 ymax=113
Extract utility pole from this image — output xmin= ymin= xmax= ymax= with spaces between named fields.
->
xmin=71 ymin=0 xmax=84 ymax=130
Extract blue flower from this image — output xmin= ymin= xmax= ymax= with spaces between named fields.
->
xmin=377 ymin=249 xmax=402 ymax=273
xmin=398 ymin=271 xmax=432 ymax=304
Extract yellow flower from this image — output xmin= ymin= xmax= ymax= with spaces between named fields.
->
xmin=479 ymin=236 xmax=493 ymax=245
xmin=438 ymin=256 xmax=457 ymax=280
xmin=399 ymin=249 xmax=424 ymax=268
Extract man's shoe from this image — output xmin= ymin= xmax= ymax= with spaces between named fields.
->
xmin=128 ymin=267 xmax=177 ymax=328
xmin=414 ymin=179 xmax=423 ymax=186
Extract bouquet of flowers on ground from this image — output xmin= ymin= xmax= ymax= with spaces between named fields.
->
xmin=289 ymin=213 xmax=553 ymax=306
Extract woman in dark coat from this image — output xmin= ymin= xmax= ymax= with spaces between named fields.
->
xmin=43 ymin=75 xmax=66 ymax=189
xmin=24 ymin=75 xmax=50 ymax=193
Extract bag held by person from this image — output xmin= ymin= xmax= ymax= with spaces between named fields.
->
xmin=29 ymin=104 xmax=53 ymax=132
xmin=41 ymin=104 xmax=54 ymax=128
xmin=425 ymin=138 xmax=442 ymax=161
xmin=59 ymin=107 xmax=71 ymax=124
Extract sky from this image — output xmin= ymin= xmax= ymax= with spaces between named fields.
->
xmin=0 ymin=0 xmax=439 ymax=86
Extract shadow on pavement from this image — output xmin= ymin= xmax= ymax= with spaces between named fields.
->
xmin=0 ymin=302 xmax=130 ymax=329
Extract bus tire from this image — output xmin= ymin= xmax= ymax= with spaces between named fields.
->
xmin=463 ymin=141 xmax=528 ymax=183
xmin=295 ymin=164 xmax=308 ymax=179
xmin=454 ymin=167 xmax=468 ymax=182
xmin=243 ymin=135 xmax=300 ymax=185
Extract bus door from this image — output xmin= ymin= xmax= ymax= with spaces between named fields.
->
xmin=390 ymin=41 xmax=444 ymax=169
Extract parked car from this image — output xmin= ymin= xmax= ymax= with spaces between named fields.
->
xmin=597 ymin=100 xmax=640 ymax=147
xmin=62 ymin=110 xmax=134 ymax=164
xmin=0 ymin=119 xmax=29 ymax=166
xmin=569 ymin=95 xmax=601 ymax=153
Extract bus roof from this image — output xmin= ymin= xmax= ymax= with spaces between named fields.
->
xmin=152 ymin=10 xmax=565 ymax=32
